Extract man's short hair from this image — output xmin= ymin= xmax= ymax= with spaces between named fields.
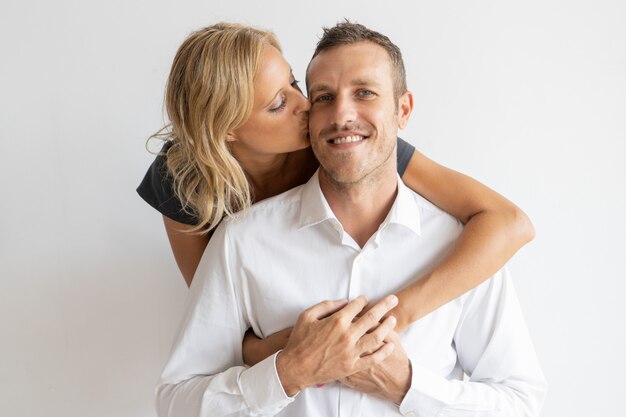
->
xmin=310 ymin=20 xmax=407 ymax=100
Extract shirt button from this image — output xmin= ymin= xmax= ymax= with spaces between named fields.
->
xmin=406 ymin=412 xmax=415 ymax=417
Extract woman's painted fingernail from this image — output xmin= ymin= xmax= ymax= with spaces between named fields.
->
xmin=316 ymin=384 xmax=325 ymax=388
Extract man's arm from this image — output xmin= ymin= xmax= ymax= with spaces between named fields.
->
xmin=156 ymin=223 xmax=295 ymax=417
xmin=340 ymin=331 xmax=412 ymax=404
xmin=340 ymin=269 xmax=546 ymax=416
xmin=156 ymin=223 xmax=401 ymax=417
xmin=399 ymin=268 xmax=547 ymax=417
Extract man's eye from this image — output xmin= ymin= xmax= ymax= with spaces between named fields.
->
xmin=358 ymin=89 xmax=375 ymax=97
xmin=314 ymin=94 xmax=332 ymax=103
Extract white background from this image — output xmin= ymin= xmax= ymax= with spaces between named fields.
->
xmin=1 ymin=1 xmax=624 ymax=416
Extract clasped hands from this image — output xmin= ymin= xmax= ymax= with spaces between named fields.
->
xmin=244 ymin=295 xmax=411 ymax=405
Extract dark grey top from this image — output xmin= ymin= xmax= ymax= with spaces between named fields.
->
xmin=137 ymin=137 xmax=416 ymax=225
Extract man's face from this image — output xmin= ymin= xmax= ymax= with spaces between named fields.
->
xmin=307 ymin=41 xmax=410 ymax=186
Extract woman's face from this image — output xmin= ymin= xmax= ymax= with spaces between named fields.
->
xmin=229 ymin=44 xmax=311 ymax=157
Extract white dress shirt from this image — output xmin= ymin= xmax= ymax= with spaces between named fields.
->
xmin=156 ymin=171 xmax=547 ymax=417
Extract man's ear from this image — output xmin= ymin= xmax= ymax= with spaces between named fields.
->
xmin=397 ymin=91 xmax=414 ymax=130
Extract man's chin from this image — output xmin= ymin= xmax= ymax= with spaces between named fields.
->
xmin=320 ymin=166 xmax=368 ymax=188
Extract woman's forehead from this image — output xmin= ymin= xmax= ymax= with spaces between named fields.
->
xmin=254 ymin=45 xmax=292 ymax=106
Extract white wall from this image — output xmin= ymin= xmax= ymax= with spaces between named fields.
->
xmin=1 ymin=1 xmax=624 ymax=416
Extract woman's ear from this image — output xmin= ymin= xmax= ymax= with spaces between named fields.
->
xmin=225 ymin=132 xmax=237 ymax=142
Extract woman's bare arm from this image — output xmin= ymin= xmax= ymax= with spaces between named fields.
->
xmin=163 ymin=216 xmax=210 ymax=287
xmin=161 ymin=216 xmax=287 ymax=365
xmin=168 ymin=147 xmax=534 ymax=362
xmin=394 ymin=149 xmax=535 ymax=330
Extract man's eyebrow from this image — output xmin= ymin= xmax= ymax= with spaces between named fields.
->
xmin=308 ymin=79 xmax=383 ymax=96
xmin=308 ymin=83 xmax=332 ymax=96
xmin=351 ymin=78 xmax=382 ymax=88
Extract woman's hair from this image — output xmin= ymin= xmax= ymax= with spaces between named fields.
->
xmin=151 ymin=23 xmax=281 ymax=233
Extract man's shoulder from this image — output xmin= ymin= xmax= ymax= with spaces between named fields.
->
xmin=405 ymin=186 xmax=463 ymax=229
xmin=222 ymin=184 xmax=306 ymax=233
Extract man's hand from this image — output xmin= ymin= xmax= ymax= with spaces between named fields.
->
xmin=339 ymin=331 xmax=411 ymax=405
xmin=275 ymin=295 xmax=398 ymax=396
xmin=362 ymin=290 xmax=416 ymax=333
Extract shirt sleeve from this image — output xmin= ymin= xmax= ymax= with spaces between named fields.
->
xmin=396 ymin=136 xmax=415 ymax=177
xmin=399 ymin=268 xmax=547 ymax=417
xmin=155 ymin=222 xmax=295 ymax=417
xmin=136 ymin=141 xmax=198 ymax=225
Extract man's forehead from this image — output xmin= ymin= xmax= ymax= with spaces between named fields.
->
xmin=307 ymin=42 xmax=392 ymax=89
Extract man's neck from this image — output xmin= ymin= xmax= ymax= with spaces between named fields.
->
xmin=319 ymin=163 xmax=398 ymax=248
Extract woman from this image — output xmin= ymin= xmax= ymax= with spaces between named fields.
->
xmin=137 ymin=22 xmax=534 ymax=365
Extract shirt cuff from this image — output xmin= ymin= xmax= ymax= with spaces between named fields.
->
xmin=238 ymin=352 xmax=295 ymax=414
xmin=399 ymin=361 xmax=453 ymax=417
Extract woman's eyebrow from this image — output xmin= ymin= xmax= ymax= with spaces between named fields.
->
xmin=262 ymin=67 xmax=293 ymax=109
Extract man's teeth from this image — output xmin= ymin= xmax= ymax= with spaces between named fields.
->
xmin=330 ymin=135 xmax=364 ymax=144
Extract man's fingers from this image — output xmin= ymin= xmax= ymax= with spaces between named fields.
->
xmin=332 ymin=295 xmax=369 ymax=322
xmin=303 ymin=299 xmax=349 ymax=320
xmin=354 ymin=295 xmax=398 ymax=334
xmin=356 ymin=315 xmax=396 ymax=355
xmin=384 ymin=329 xmax=402 ymax=345
xmin=357 ymin=340 xmax=395 ymax=370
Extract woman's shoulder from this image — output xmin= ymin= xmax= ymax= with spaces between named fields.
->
xmin=136 ymin=140 xmax=198 ymax=225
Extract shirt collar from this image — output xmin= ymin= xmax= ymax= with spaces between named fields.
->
xmin=384 ymin=174 xmax=422 ymax=237
xmin=297 ymin=169 xmax=422 ymax=238
xmin=297 ymin=170 xmax=337 ymax=229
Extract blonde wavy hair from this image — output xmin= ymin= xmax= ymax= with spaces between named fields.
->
xmin=150 ymin=23 xmax=281 ymax=233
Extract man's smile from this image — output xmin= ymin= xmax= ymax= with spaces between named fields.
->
xmin=328 ymin=134 xmax=367 ymax=144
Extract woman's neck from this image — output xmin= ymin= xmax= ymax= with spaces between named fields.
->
xmin=246 ymin=153 xmax=291 ymax=201
xmin=235 ymin=148 xmax=316 ymax=202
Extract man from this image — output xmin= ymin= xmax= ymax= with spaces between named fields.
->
xmin=156 ymin=22 xmax=547 ymax=417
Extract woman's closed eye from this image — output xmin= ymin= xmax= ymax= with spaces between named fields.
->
xmin=269 ymin=95 xmax=287 ymax=112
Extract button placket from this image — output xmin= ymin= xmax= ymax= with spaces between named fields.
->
xmin=348 ymin=252 xmax=364 ymax=300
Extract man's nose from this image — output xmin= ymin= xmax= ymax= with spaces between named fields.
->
xmin=330 ymin=95 xmax=357 ymax=127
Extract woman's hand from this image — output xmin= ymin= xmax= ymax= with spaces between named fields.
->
xmin=242 ymin=327 xmax=292 ymax=366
